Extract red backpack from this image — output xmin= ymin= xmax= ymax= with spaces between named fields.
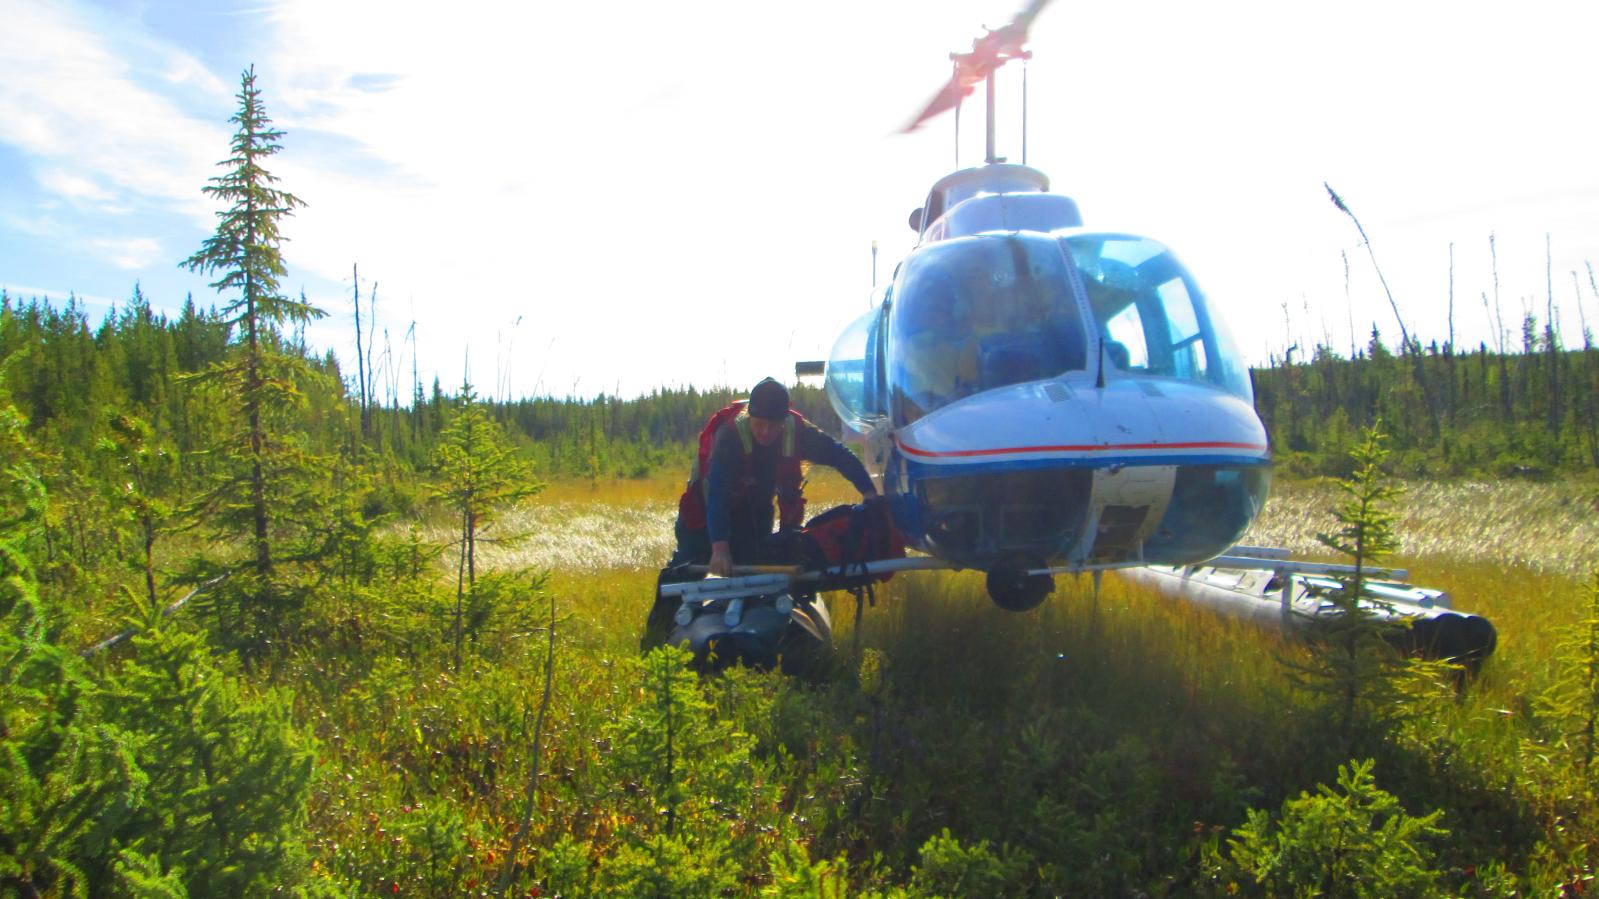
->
xmin=677 ymin=401 xmax=807 ymax=531
xmin=799 ymin=500 xmax=906 ymax=585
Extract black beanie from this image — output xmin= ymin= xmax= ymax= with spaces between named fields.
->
xmin=747 ymin=377 xmax=789 ymax=421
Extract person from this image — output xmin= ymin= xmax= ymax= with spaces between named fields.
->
xmin=644 ymin=377 xmax=878 ymax=647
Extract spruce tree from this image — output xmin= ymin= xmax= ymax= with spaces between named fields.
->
xmin=182 ymin=65 xmax=322 ymax=581
xmin=1226 ymin=759 xmax=1447 ymax=898
xmin=1290 ymin=422 xmax=1451 ymax=755
xmin=182 ymin=67 xmax=331 ymax=650
xmin=430 ymin=383 xmax=541 ymax=670
xmin=1536 ymin=572 xmax=1599 ymax=775
xmin=106 ymin=623 xmax=317 ymax=895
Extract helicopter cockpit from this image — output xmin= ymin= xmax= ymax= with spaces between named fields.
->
xmin=826 ymin=227 xmax=1254 ymax=435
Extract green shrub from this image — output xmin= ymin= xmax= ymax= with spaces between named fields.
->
xmin=592 ymin=831 xmax=738 ymax=898
xmin=1226 ymin=759 xmax=1447 ymax=898
xmin=107 ymin=625 xmax=318 ymax=896
xmin=538 ymin=833 xmax=594 ymax=898
xmin=907 ymin=829 xmax=1030 ymax=899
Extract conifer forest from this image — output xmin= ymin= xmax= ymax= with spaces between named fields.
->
xmin=5 ymin=69 xmax=1599 ymax=898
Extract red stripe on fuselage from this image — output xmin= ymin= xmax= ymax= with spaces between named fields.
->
xmin=895 ymin=437 xmax=1269 ymax=459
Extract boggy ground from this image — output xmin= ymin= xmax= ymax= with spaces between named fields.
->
xmin=318 ymin=470 xmax=1599 ymax=895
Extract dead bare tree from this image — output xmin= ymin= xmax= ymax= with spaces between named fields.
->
xmin=352 ymin=263 xmax=368 ymax=438
xmin=1545 ymin=234 xmax=1561 ymax=436
xmin=1491 ymin=235 xmax=1513 ymax=423
xmin=1325 ymin=183 xmax=1436 ymax=435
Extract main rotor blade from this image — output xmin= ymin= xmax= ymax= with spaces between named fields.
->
xmin=900 ymin=76 xmax=973 ymax=134
xmin=897 ymin=0 xmax=1055 ymax=134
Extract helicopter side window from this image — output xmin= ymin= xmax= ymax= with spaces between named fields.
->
xmin=1157 ymin=278 xmax=1209 ymax=379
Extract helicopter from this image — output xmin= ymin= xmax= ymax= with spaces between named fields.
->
xmin=656 ymin=1 xmax=1492 ymax=669
xmin=814 ymin=1 xmax=1270 ymax=611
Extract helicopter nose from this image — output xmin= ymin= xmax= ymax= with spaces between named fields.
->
xmin=893 ymin=378 xmax=1270 ymax=569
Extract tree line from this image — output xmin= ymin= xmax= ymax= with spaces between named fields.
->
xmin=1254 ymin=324 xmax=1599 ymax=478
xmin=10 ymin=277 xmax=1599 ymax=488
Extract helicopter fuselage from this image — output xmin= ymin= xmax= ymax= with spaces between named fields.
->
xmin=824 ymin=163 xmax=1271 ymax=573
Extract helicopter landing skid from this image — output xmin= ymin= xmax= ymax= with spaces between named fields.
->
xmin=659 ymin=546 xmax=1413 ymax=614
xmin=656 ymin=546 xmax=1495 ymax=668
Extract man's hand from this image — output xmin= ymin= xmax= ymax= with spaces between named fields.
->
xmin=709 ymin=541 xmax=734 ymax=577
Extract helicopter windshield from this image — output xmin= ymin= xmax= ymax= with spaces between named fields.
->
xmin=1061 ymin=233 xmax=1252 ymax=402
xmin=889 ymin=234 xmax=1088 ymax=424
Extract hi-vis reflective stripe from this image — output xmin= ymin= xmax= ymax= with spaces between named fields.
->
xmin=733 ymin=413 xmax=798 ymax=457
xmin=733 ymin=414 xmax=756 ymax=454
xmin=704 ymin=414 xmax=799 ymax=501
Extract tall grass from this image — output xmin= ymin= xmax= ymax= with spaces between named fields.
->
xmin=277 ymin=470 xmax=1599 ymax=893
xmin=1248 ymin=477 xmax=1599 ymax=578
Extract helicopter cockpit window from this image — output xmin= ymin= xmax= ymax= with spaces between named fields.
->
xmin=889 ymin=234 xmax=1088 ymax=424
xmin=1063 ymin=233 xmax=1252 ymax=401
xmin=1103 ymin=304 xmax=1149 ymax=369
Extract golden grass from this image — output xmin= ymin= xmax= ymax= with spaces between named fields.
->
xmin=447 ymin=464 xmax=873 ymax=574
xmin=470 ymin=469 xmax=1598 ymax=698
xmin=507 ymin=471 xmax=1598 ymax=589
xmin=1246 ymin=478 xmax=1599 ymax=578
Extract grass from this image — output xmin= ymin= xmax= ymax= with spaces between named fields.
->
xmin=467 ymin=470 xmax=1599 ymax=747
xmin=279 ymin=469 xmax=1599 ymax=894
xmin=1247 ymin=477 xmax=1599 ymax=578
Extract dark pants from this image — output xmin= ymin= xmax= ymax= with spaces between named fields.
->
xmin=665 ymin=517 xmax=714 ymax=570
xmin=643 ymin=518 xmax=716 ymax=651
xmin=642 ymin=516 xmax=791 ymax=651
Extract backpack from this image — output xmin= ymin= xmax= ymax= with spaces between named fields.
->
xmin=677 ymin=401 xmax=807 ymax=531
xmin=799 ymin=500 xmax=906 ymax=587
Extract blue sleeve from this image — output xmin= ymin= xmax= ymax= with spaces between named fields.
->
xmin=705 ymin=424 xmax=739 ymax=543
xmin=797 ymin=424 xmax=876 ymax=496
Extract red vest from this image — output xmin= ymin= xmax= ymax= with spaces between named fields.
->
xmin=677 ymin=401 xmax=807 ymax=533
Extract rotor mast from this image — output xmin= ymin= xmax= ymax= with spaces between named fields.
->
xmin=949 ymin=23 xmax=1032 ymax=165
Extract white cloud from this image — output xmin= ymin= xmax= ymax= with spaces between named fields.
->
xmin=250 ymin=0 xmax=1599 ymax=395
xmin=90 ymin=236 xmax=163 ymax=270
xmin=37 ymin=168 xmax=112 ymax=203
xmin=0 ymin=281 xmax=122 ymax=312
xmin=241 ymin=0 xmax=1019 ymax=394
xmin=3 ymin=0 xmax=1597 ymax=398
xmin=0 ymin=0 xmax=229 ymax=223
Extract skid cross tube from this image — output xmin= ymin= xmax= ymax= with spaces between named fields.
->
xmin=659 ymin=547 xmax=1403 ymax=608
xmin=660 ymin=557 xmax=956 ymax=604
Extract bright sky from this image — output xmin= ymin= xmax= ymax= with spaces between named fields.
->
xmin=2 ymin=0 xmax=1596 ymax=400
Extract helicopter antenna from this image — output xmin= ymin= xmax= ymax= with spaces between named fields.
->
xmin=1022 ymin=57 xmax=1029 ymax=165
xmin=985 ymin=65 xmax=998 ymax=163
xmin=952 ymin=59 xmax=962 ymax=167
